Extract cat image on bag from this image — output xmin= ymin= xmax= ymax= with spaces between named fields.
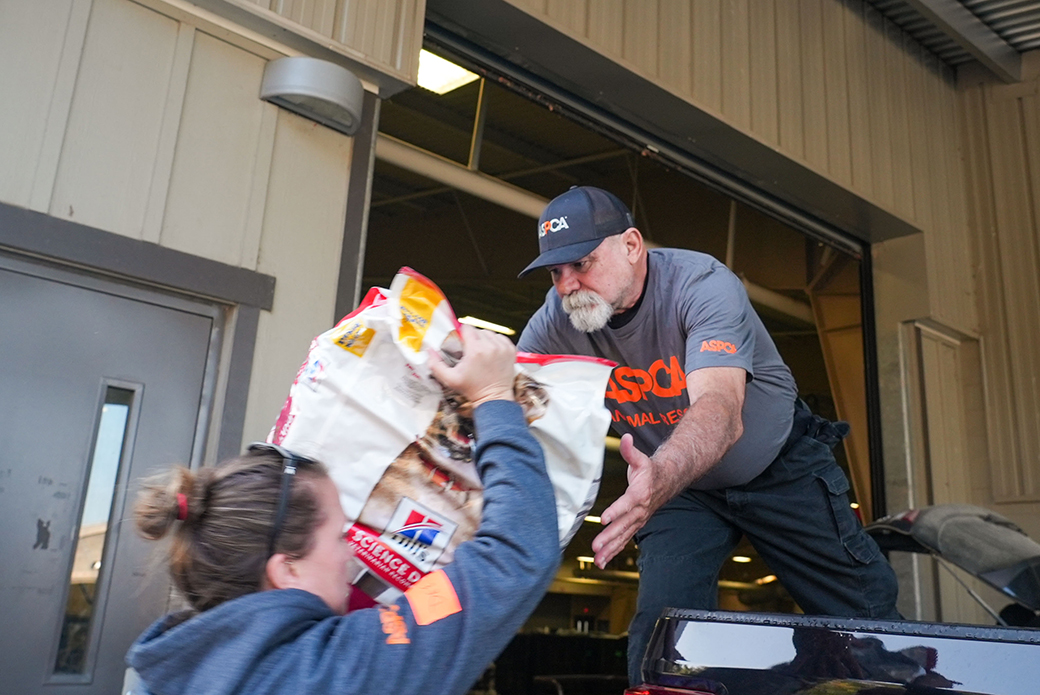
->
xmin=356 ymin=372 xmax=550 ymax=574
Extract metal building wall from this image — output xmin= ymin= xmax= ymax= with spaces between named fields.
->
xmin=959 ymin=53 xmax=1040 ymax=521
xmin=226 ymin=0 xmax=425 ymax=89
xmin=0 ymin=0 xmax=355 ymax=451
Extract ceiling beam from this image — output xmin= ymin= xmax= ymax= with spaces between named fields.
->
xmin=388 ymin=92 xmax=581 ymax=180
xmin=372 ymin=148 xmax=628 ymax=208
xmin=375 ymin=133 xmax=549 ymax=218
xmin=904 ymin=0 xmax=1021 ymax=82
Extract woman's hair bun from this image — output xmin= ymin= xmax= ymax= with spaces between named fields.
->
xmin=135 ymin=466 xmax=196 ymax=540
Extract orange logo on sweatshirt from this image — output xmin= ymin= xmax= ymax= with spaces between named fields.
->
xmin=379 ymin=604 xmax=410 ymax=645
xmin=604 ymin=356 xmax=687 ymax=404
xmin=700 ymin=339 xmax=737 ymax=354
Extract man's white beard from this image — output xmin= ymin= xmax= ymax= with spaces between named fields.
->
xmin=562 ymin=289 xmax=614 ymax=332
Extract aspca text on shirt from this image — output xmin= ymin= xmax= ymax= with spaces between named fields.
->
xmin=604 ymin=340 xmax=740 ymax=429
xmin=605 ymin=355 xmax=689 ymax=427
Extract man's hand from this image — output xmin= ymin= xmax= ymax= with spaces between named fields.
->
xmin=590 ymin=366 xmax=747 ymax=568
xmin=428 ymin=325 xmax=516 ymax=407
xmin=591 ymin=434 xmax=661 ymax=568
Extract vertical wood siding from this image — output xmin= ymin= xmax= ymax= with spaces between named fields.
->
xmin=821 ymin=0 xmax=851 ymax=187
xmin=503 ymin=0 xmax=977 ymax=335
xmin=0 ymin=0 xmax=353 ymax=447
xmin=721 ymin=0 xmax=750 ymax=129
xmin=917 ymin=326 xmax=996 ymax=624
xmin=48 ymin=0 xmax=181 ymax=238
xmin=160 ymin=31 xmax=271 ymax=265
xmin=242 ymin=108 xmax=352 ymax=443
xmin=0 ymin=0 xmax=80 ymax=208
xmin=748 ymin=3 xmax=778 ymax=144
xmin=243 ymin=0 xmax=424 ymax=82
xmin=960 ymin=61 xmax=1040 ymax=503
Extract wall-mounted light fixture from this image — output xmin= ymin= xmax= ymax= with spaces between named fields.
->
xmin=260 ymin=56 xmax=364 ymax=136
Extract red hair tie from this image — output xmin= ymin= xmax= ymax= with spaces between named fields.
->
xmin=176 ymin=493 xmax=189 ymax=521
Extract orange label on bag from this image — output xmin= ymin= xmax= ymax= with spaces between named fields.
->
xmin=405 ymin=569 xmax=461 ymax=625
xmin=398 ymin=277 xmax=444 ymax=352
xmin=331 ymin=320 xmax=375 ymax=357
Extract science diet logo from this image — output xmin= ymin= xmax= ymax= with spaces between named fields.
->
xmin=395 ymin=510 xmax=443 ymax=545
xmin=539 ymin=216 xmax=569 ymax=237
xmin=384 ymin=499 xmax=458 ymax=570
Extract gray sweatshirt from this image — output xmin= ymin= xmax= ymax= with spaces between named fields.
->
xmin=126 ymin=400 xmax=559 ymax=695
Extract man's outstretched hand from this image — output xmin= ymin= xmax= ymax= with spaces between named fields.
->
xmin=589 ymin=371 xmax=747 ymax=568
xmin=591 ymin=434 xmax=662 ymax=568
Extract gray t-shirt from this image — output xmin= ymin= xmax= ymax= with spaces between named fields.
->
xmin=518 ymin=248 xmax=798 ymax=489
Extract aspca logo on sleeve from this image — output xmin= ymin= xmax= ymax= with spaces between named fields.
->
xmin=539 ymin=216 xmax=569 ymax=237
xmin=700 ymin=339 xmax=738 ymax=354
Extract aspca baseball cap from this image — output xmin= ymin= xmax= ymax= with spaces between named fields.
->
xmin=518 ymin=186 xmax=635 ymax=277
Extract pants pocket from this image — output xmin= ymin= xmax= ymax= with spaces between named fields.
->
xmin=813 ymin=462 xmax=879 ymax=565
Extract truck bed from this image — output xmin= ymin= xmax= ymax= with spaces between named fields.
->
xmin=637 ymin=609 xmax=1040 ymax=695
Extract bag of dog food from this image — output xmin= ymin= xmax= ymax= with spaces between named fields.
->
xmin=268 ymin=267 xmax=614 ymax=604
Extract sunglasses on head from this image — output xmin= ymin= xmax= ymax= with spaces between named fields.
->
xmin=247 ymin=442 xmax=319 ymax=558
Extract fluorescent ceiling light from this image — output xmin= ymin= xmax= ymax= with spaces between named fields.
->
xmin=731 ymin=555 xmax=752 ymax=563
xmin=576 ymin=556 xmax=596 ymax=564
xmin=850 ymin=502 xmax=860 ymax=509
xmin=755 ymin=574 xmax=778 ymax=585
xmin=417 ymin=49 xmax=479 ymax=94
xmin=584 ymin=515 xmax=602 ymax=524
xmin=458 ymin=316 xmax=515 ymax=336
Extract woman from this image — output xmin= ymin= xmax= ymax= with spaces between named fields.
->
xmin=126 ymin=327 xmax=560 ymax=695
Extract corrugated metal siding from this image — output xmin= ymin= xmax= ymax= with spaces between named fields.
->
xmin=869 ymin=0 xmax=974 ymax=64
xmin=244 ymin=0 xmax=425 ymax=81
xmin=503 ymin=0 xmax=978 ymax=334
xmin=959 ymin=57 xmax=1040 ymax=502
xmin=869 ymin=0 xmax=1040 ymax=64
xmin=967 ymin=0 xmax=1040 ymax=52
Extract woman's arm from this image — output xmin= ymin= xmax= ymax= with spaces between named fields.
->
xmin=302 ymin=328 xmax=560 ymax=695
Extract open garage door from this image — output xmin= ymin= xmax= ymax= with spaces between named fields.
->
xmin=359 ymin=41 xmax=880 ymax=628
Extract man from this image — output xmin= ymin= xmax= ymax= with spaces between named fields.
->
xmin=516 ymin=186 xmax=899 ymax=684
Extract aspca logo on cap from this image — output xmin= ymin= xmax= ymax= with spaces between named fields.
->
xmin=539 ymin=216 xmax=569 ymax=237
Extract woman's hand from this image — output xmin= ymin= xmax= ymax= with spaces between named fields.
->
xmin=428 ymin=325 xmax=516 ymax=407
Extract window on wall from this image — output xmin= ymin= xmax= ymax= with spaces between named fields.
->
xmin=53 ymin=386 xmax=135 ymax=675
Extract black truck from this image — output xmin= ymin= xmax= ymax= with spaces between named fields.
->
xmin=626 ymin=505 xmax=1040 ymax=695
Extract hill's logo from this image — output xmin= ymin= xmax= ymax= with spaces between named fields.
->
xmin=394 ymin=510 xmax=444 ymax=546
xmin=385 ymin=499 xmax=459 ymax=570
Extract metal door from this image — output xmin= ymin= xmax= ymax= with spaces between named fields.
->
xmin=0 ymin=252 xmax=224 ymax=693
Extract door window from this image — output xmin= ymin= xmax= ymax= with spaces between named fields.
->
xmin=53 ymin=386 xmax=136 ymax=675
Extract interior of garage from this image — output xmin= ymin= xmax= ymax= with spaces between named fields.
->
xmin=360 ymin=47 xmax=871 ymax=647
